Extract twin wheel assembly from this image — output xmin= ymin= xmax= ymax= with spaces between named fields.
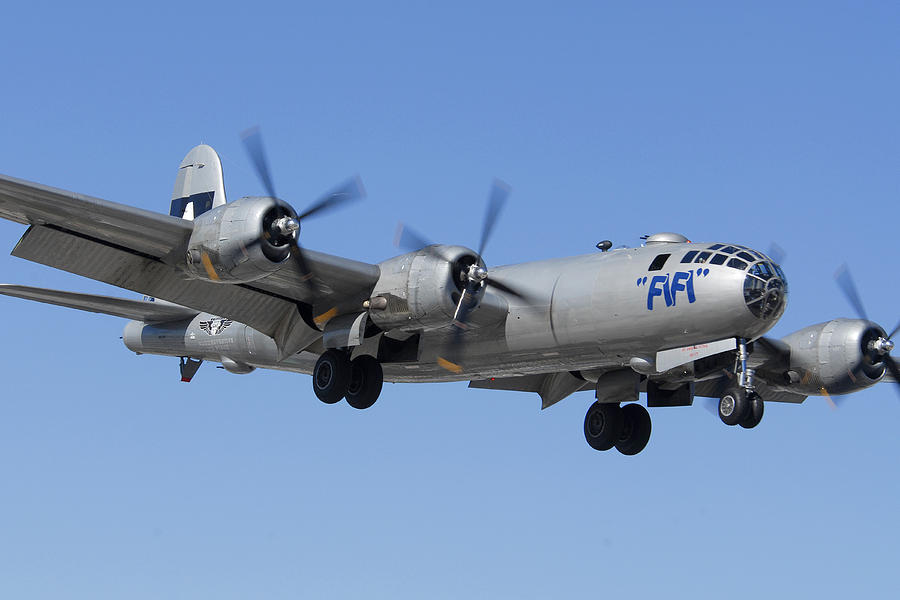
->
xmin=584 ymin=402 xmax=652 ymax=456
xmin=312 ymin=350 xmax=384 ymax=409
xmin=717 ymin=386 xmax=764 ymax=429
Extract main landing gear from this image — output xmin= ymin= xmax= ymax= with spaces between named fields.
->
xmin=312 ymin=350 xmax=384 ymax=409
xmin=717 ymin=338 xmax=764 ymax=429
xmin=584 ymin=402 xmax=652 ymax=455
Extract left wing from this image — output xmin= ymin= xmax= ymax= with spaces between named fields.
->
xmin=0 ymin=175 xmax=379 ymax=355
xmin=0 ymin=284 xmax=199 ymax=323
xmin=0 ymin=173 xmax=192 ymax=257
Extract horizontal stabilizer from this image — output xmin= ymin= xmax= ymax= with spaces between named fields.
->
xmin=0 ymin=284 xmax=198 ymax=323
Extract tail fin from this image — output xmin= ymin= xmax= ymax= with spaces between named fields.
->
xmin=170 ymin=144 xmax=227 ymax=220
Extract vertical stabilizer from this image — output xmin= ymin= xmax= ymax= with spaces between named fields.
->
xmin=170 ymin=144 xmax=227 ymax=220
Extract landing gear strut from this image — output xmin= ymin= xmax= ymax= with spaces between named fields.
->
xmin=312 ymin=350 xmax=384 ymax=409
xmin=718 ymin=338 xmax=764 ymax=429
xmin=584 ymin=402 xmax=652 ymax=455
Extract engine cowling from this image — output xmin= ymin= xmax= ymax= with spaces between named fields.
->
xmin=776 ymin=319 xmax=887 ymax=395
xmin=183 ymin=196 xmax=295 ymax=283
xmin=367 ymin=245 xmax=492 ymax=332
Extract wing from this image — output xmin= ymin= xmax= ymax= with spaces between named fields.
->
xmin=0 ymin=174 xmax=380 ymax=355
xmin=0 ymin=284 xmax=198 ymax=323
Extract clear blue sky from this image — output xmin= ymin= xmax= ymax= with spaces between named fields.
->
xmin=0 ymin=2 xmax=897 ymax=598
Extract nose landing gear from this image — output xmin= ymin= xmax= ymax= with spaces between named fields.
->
xmin=718 ymin=338 xmax=765 ymax=429
xmin=312 ymin=350 xmax=384 ymax=409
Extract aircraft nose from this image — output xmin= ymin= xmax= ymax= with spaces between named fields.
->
xmin=743 ymin=255 xmax=788 ymax=320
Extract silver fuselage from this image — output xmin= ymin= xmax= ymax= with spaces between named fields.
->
xmin=124 ymin=241 xmax=786 ymax=382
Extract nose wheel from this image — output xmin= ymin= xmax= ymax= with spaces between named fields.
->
xmin=312 ymin=350 xmax=384 ymax=409
xmin=718 ymin=338 xmax=766 ymax=429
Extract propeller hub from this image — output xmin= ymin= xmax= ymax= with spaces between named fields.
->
xmin=870 ymin=337 xmax=895 ymax=355
xmin=272 ymin=216 xmax=300 ymax=237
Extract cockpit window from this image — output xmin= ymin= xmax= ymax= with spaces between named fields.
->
xmin=680 ymin=250 xmax=698 ymax=263
xmin=727 ymin=258 xmax=748 ymax=270
xmin=708 ymin=243 xmax=724 ymax=251
xmin=694 ymin=251 xmax=712 ymax=263
xmin=720 ymin=246 xmax=738 ymax=254
xmin=648 ymin=253 xmax=671 ymax=271
xmin=709 ymin=253 xmax=728 ymax=265
xmin=736 ymin=251 xmax=755 ymax=262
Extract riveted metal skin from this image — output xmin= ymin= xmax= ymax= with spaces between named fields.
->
xmin=184 ymin=196 xmax=294 ymax=283
xmin=772 ymin=319 xmax=888 ymax=396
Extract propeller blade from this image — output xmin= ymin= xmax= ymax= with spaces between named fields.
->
xmin=486 ymin=276 xmax=536 ymax=304
xmin=767 ymin=242 xmax=787 ymax=265
xmin=477 ymin=179 xmax=511 ymax=258
xmin=753 ymin=336 xmax=791 ymax=363
xmin=887 ymin=319 xmax=900 ymax=341
xmin=700 ymin=396 xmax=720 ymax=418
xmin=834 ymin=264 xmax=869 ymax=322
xmin=884 ymin=356 xmax=900 ymax=400
xmin=289 ymin=241 xmax=316 ymax=295
xmin=435 ymin=286 xmax=483 ymax=374
xmin=394 ymin=222 xmax=434 ymax=251
xmin=452 ymin=286 xmax=479 ymax=327
xmin=296 ymin=176 xmax=366 ymax=222
xmin=240 ymin=126 xmax=278 ymax=199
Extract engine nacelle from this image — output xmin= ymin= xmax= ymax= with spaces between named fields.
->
xmin=183 ymin=196 xmax=295 ymax=283
xmin=367 ymin=245 xmax=486 ymax=332
xmin=775 ymin=319 xmax=887 ymax=395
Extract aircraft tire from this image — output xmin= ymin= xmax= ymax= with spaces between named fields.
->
xmin=584 ymin=402 xmax=623 ymax=451
xmin=345 ymin=356 xmax=383 ymax=410
xmin=313 ymin=350 xmax=351 ymax=404
xmin=739 ymin=392 xmax=764 ymax=429
xmin=615 ymin=403 xmax=652 ymax=455
xmin=718 ymin=387 xmax=749 ymax=426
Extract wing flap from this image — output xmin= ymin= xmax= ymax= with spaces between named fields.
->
xmin=0 ymin=284 xmax=198 ymax=322
xmin=11 ymin=225 xmax=320 ymax=355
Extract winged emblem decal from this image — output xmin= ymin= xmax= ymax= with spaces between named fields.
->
xmin=199 ymin=318 xmax=233 ymax=336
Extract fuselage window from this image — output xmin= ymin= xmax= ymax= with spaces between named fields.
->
xmin=680 ymin=250 xmax=699 ymax=263
xmin=727 ymin=258 xmax=748 ymax=270
xmin=649 ymin=253 xmax=671 ymax=271
xmin=694 ymin=251 xmax=712 ymax=263
xmin=709 ymin=253 xmax=728 ymax=265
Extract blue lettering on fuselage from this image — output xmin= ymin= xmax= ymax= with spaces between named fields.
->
xmin=637 ymin=269 xmax=706 ymax=310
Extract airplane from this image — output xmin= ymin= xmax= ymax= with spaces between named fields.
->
xmin=0 ymin=131 xmax=896 ymax=456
